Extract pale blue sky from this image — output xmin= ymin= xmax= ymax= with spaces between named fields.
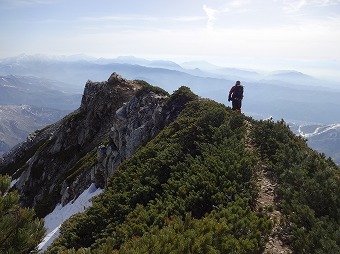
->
xmin=1 ymin=0 xmax=340 ymax=79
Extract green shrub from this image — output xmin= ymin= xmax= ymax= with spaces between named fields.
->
xmin=45 ymin=86 xmax=340 ymax=254
xmin=0 ymin=175 xmax=45 ymax=253
xmin=252 ymin=118 xmax=340 ymax=253
xmin=46 ymin=99 xmax=271 ymax=253
xmin=134 ymin=80 xmax=169 ymax=98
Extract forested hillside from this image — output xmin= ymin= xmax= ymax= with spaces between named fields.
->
xmin=45 ymin=87 xmax=340 ymax=253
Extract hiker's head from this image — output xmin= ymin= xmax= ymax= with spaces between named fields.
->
xmin=236 ymin=81 xmax=241 ymax=86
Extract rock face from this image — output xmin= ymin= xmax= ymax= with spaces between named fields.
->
xmin=0 ymin=73 xmax=194 ymax=217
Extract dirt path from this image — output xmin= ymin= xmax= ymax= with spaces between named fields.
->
xmin=256 ymin=166 xmax=291 ymax=254
xmin=244 ymin=120 xmax=292 ymax=254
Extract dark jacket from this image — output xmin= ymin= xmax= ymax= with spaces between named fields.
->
xmin=228 ymin=85 xmax=244 ymax=101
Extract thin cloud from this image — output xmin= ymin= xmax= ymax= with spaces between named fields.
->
xmin=282 ymin=0 xmax=307 ymax=13
xmin=203 ymin=1 xmax=251 ymax=29
xmin=203 ymin=4 xmax=218 ymax=29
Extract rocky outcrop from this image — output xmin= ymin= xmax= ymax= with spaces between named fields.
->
xmin=0 ymin=73 xmax=196 ymax=217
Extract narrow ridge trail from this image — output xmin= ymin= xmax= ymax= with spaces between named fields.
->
xmin=244 ymin=120 xmax=292 ymax=254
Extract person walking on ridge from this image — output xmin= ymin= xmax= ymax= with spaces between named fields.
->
xmin=228 ymin=80 xmax=244 ymax=112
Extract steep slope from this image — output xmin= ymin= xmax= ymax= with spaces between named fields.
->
xmin=47 ymin=99 xmax=272 ymax=254
xmin=46 ymin=97 xmax=340 ymax=253
xmin=251 ymin=120 xmax=340 ymax=253
xmin=0 ymin=73 xmax=196 ymax=218
xmin=1 ymin=73 xmax=340 ymax=253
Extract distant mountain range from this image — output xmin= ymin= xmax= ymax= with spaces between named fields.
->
xmin=0 ymin=75 xmax=81 ymax=109
xmin=0 ymin=74 xmax=81 ymax=154
xmin=0 ymin=54 xmax=339 ymax=161
xmin=0 ymin=104 xmax=68 ymax=155
xmin=290 ymin=123 xmax=340 ymax=165
xmin=1 ymin=54 xmax=340 ymax=121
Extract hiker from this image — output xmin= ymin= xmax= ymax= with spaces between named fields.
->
xmin=228 ymin=80 xmax=244 ymax=112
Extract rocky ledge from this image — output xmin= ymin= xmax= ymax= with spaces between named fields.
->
xmin=0 ymin=73 xmax=197 ymax=217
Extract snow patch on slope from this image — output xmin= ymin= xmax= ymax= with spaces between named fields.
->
xmin=10 ymin=177 xmax=19 ymax=188
xmin=38 ymin=183 xmax=103 ymax=252
xmin=298 ymin=124 xmax=340 ymax=138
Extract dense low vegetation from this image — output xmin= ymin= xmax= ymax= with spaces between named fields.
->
xmin=1 ymin=71 xmax=339 ymax=252
xmin=46 ymin=92 xmax=272 ymax=253
xmin=31 ymin=85 xmax=339 ymax=253
xmin=134 ymin=79 xmax=169 ymax=98
xmin=252 ymin=119 xmax=340 ymax=253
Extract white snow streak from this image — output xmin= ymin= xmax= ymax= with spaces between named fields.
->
xmin=38 ymin=183 xmax=103 ymax=252
xmin=10 ymin=178 xmax=19 ymax=188
xmin=298 ymin=123 xmax=340 ymax=138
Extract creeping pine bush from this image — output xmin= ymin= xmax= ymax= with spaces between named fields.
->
xmin=47 ymin=97 xmax=272 ymax=254
xmin=0 ymin=175 xmax=45 ymax=254
xmin=252 ymin=119 xmax=340 ymax=253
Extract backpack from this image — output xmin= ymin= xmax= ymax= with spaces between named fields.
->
xmin=232 ymin=85 xmax=243 ymax=99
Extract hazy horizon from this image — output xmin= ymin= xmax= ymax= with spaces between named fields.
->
xmin=1 ymin=0 xmax=340 ymax=82
xmin=1 ymin=52 xmax=339 ymax=84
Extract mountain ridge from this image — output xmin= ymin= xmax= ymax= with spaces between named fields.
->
xmin=2 ymin=54 xmax=340 ymax=124
xmin=0 ymin=104 xmax=69 ymax=156
xmin=1 ymin=73 xmax=340 ymax=253
xmin=3 ymin=56 xmax=338 ymax=166
xmin=0 ymin=73 xmax=195 ymax=217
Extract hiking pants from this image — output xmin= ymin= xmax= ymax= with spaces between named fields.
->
xmin=232 ymin=99 xmax=242 ymax=111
